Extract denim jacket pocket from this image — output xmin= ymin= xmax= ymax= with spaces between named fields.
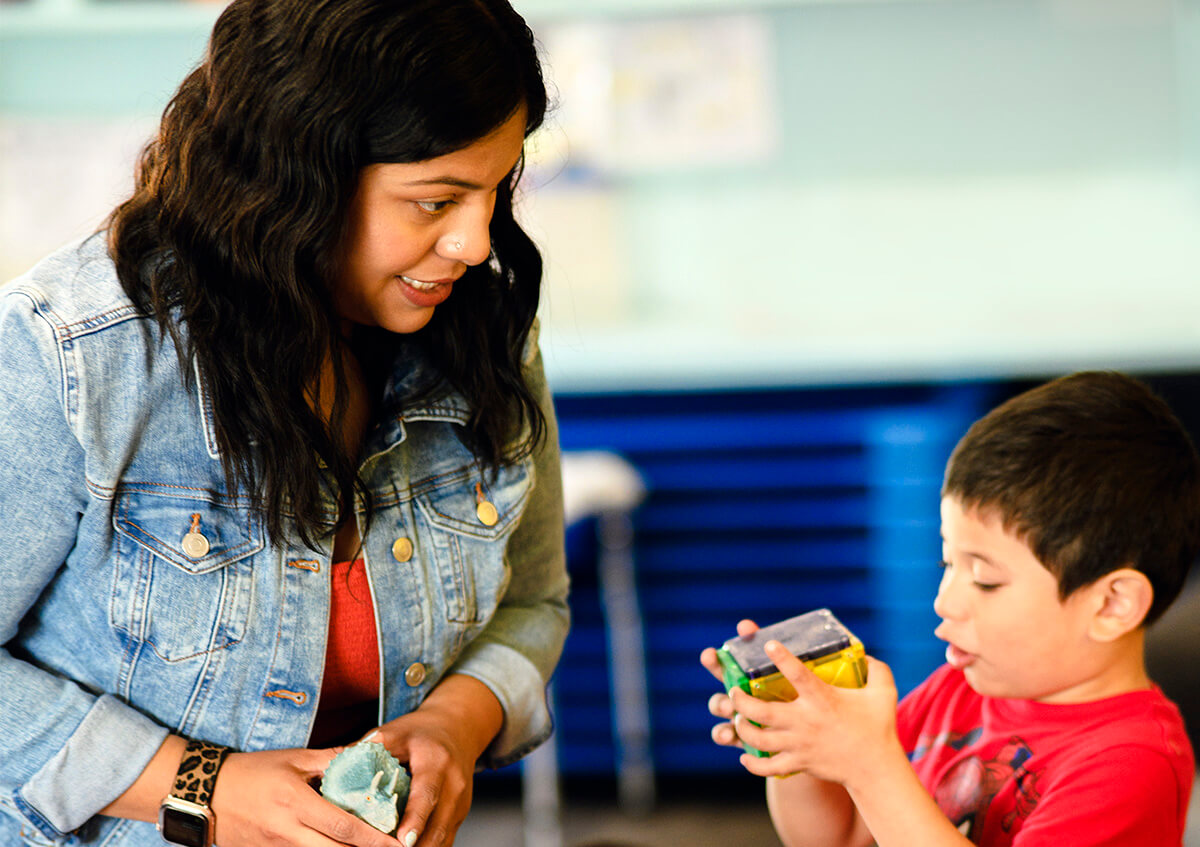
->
xmin=413 ymin=460 xmax=532 ymax=625
xmin=110 ymin=487 xmax=263 ymax=663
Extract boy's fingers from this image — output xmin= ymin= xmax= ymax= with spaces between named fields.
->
xmin=732 ymin=713 xmax=779 ymax=754
xmin=699 ymin=646 xmax=725 ymax=683
xmin=735 ymin=619 xmax=760 ymax=639
xmin=710 ymin=721 xmax=740 ymax=748
xmin=708 ymin=691 xmax=734 ymax=719
xmin=740 ymin=750 xmax=800 ymax=779
xmin=863 ymin=655 xmax=892 ymax=689
xmin=727 ymin=687 xmax=779 ymax=725
xmin=763 ymin=640 xmax=820 ymax=693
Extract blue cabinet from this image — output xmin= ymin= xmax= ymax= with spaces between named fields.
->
xmin=548 ymin=380 xmax=995 ymax=778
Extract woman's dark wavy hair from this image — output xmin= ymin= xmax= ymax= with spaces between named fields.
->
xmin=943 ymin=371 xmax=1200 ymax=625
xmin=107 ymin=0 xmax=549 ymax=547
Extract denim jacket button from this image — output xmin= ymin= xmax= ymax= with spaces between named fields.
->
xmin=391 ymin=537 xmax=414 ymax=562
xmin=181 ymin=531 xmax=210 ymax=559
xmin=404 ymin=662 xmax=427 ymax=687
xmin=476 ymin=501 xmax=499 ymax=527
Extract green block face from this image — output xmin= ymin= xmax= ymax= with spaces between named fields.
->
xmin=717 ymin=609 xmax=868 ymax=757
xmin=717 ymin=645 xmax=752 ymax=697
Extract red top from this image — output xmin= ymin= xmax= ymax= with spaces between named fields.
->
xmin=310 ymin=559 xmax=380 ymax=747
xmin=897 ymin=664 xmax=1194 ymax=846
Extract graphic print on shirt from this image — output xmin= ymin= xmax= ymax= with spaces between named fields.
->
xmin=912 ymin=731 xmax=1042 ymax=841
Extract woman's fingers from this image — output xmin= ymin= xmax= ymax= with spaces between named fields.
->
xmin=301 ymin=803 xmax=406 ymax=847
xmin=212 ymin=749 xmax=406 ymax=847
xmin=396 ymin=768 xmax=442 ymax=847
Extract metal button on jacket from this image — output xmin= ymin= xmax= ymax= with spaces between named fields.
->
xmin=474 ymin=482 xmax=499 ymax=527
xmin=182 ymin=513 xmax=210 ymax=559
xmin=392 ymin=537 xmax=414 ymax=562
xmin=405 ymin=662 xmax=427 ymax=687
xmin=181 ymin=531 xmax=210 ymax=559
xmin=476 ymin=501 xmax=499 ymax=527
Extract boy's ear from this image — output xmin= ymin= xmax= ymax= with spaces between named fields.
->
xmin=1087 ymin=568 xmax=1154 ymax=641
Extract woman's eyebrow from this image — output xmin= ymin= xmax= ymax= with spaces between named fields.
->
xmin=401 ymin=176 xmax=485 ymax=190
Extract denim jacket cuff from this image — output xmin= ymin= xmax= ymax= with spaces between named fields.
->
xmin=451 ymin=641 xmax=552 ymax=769
xmin=18 ymin=694 xmax=169 ymax=838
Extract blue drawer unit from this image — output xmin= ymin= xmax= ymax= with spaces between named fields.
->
xmin=543 ymin=381 xmax=995 ymax=779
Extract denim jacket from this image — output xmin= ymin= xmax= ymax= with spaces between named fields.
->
xmin=0 ymin=235 xmax=570 ymax=847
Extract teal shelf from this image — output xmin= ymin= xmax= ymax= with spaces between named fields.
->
xmin=0 ymin=0 xmax=958 ymax=114
xmin=0 ymin=1 xmax=223 ymax=35
xmin=0 ymin=0 xmax=934 ymax=35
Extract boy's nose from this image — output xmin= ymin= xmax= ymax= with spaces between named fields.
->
xmin=932 ymin=567 xmax=965 ymax=621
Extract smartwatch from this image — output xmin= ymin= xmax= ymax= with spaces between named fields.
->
xmin=157 ymin=739 xmax=232 ymax=847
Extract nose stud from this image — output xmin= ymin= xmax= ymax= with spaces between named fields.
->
xmin=454 ymin=241 xmax=463 ymax=252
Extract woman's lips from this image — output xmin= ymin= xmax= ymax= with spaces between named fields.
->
xmin=945 ymin=643 xmax=976 ymax=670
xmin=398 ymin=275 xmax=454 ymax=308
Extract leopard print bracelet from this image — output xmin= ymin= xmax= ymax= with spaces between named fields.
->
xmin=171 ymin=739 xmax=232 ymax=805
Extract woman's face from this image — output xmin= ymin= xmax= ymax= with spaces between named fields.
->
xmin=334 ymin=107 xmax=527 ymax=334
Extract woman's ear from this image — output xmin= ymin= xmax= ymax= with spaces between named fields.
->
xmin=1088 ymin=568 xmax=1154 ymax=642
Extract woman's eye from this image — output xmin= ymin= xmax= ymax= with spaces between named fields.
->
xmin=416 ymin=199 xmax=451 ymax=214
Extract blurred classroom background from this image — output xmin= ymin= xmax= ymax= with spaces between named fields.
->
xmin=4 ymin=0 xmax=1200 ymax=844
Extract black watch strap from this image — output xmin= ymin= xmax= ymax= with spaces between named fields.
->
xmin=171 ymin=739 xmax=232 ymax=805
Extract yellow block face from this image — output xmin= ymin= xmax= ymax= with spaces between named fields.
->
xmin=746 ymin=641 xmax=867 ymax=702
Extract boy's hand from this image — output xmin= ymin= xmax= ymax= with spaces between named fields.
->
xmin=729 ymin=642 xmax=902 ymax=791
xmin=699 ymin=619 xmax=759 ymax=749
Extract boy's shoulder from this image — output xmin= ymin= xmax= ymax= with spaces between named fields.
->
xmin=899 ymin=664 xmax=1193 ymax=767
xmin=900 ymin=667 xmax=1193 ymax=842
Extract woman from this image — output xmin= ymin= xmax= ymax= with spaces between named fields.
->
xmin=0 ymin=1 xmax=568 ymax=846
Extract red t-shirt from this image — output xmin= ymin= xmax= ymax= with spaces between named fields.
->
xmin=896 ymin=664 xmax=1194 ymax=846
xmin=310 ymin=559 xmax=381 ymax=748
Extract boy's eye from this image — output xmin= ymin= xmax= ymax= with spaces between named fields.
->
xmin=973 ymin=582 xmax=1002 ymax=592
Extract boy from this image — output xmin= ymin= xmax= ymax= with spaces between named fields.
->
xmin=701 ymin=371 xmax=1200 ymax=846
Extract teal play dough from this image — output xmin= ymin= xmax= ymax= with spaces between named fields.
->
xmin=320 ymin=741 xmax=411 ymax=834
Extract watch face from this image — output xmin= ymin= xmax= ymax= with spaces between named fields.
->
xmin=159 ymin=803 xmax=211 ymax=847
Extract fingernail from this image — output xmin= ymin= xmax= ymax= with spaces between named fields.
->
xmin=360 ymin=730 xmax=382 ymax=743
xmin=403 ymin=830 xmax=418 ymax=847
xmin=765 ymin=640 xmax=781 ymax=651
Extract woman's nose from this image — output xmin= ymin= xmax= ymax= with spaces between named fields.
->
xmin=441 ymin=201 xmax=495 ymax=266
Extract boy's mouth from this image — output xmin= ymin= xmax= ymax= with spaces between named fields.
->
xmin=945 ymin=643 xmax=976 ymax=670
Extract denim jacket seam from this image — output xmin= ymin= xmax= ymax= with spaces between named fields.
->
xmin=115 ymin=514 xmax=259 ymax=565
xmin=83 ymin=477 xmax=117 ymax=501
xmin=401 ymin=406 xmax=470 ymax=422
xmin=8 ymin=287 xmax=77 ymax=431
xmin=12 ymin=789 xmax=67 ymax=841
xmin=112 ymin=481 xmax=258 ymax=509
xmin=56 ymin=305 xmax=143 ymax=342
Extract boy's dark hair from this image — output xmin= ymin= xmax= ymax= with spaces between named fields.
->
xmin=943 ymin=371 xmax=1200 ymax=625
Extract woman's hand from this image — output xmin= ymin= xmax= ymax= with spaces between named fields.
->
xmin=699 ymin=618 xmax=759 ymax=749
xmin=210 ymin=748 xmax=403 ymax=847
xmin=367 ymin=674 xmax=503 ymax=847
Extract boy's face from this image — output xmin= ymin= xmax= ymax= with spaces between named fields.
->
xmin=934 ymin=496 xmax=1110 ymax=703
